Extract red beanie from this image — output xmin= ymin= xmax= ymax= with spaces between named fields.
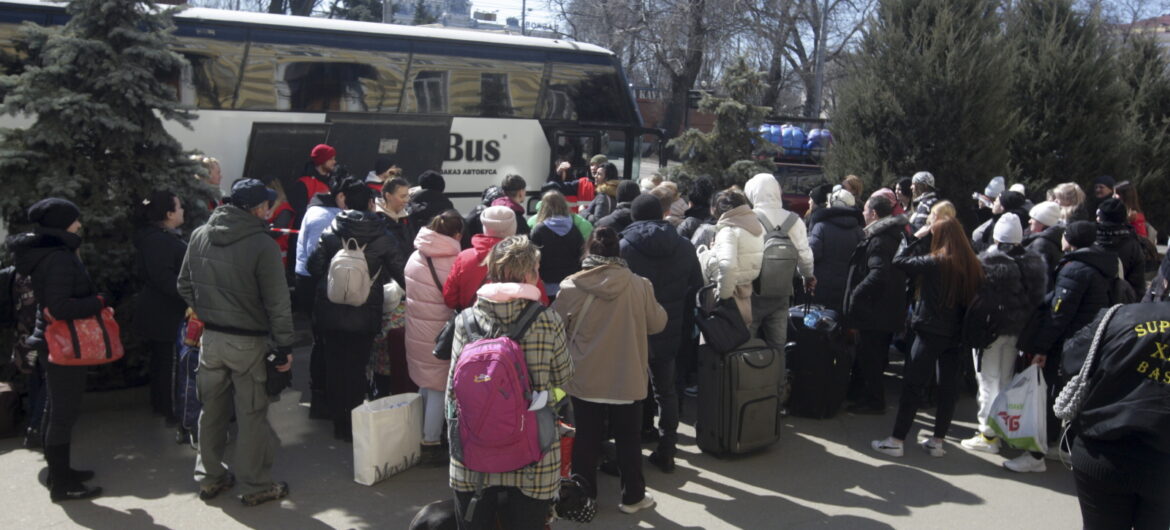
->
xmin=310 ymin=144 xmax=336 ymax=166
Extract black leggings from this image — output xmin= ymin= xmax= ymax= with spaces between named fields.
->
xmin=892 ymin=331 xmax=959 ymax=441
xmin=323 ymin=331 xmax=374 ymax=435
xmin=572 ymin=397 xmax=645 ymax=505
xmin=44 ymin=362 xmax=87 ymax=447
xmin=453 ymin=487 xmax=550 ymax=530
xmin=147 ymin=339 xmax=175 ymax=417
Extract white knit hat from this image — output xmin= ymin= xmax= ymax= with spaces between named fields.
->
xmin=1029 ymin=201 xmax=1061 ymax=228
xmin=480 ymin=205 xmax=517 ymax=238
xmin=829 ymin=188 xmax=856 ymax=208
xmin=994 ymin=213 xmax=1023 ymax=245
xmin=1009 ymin=183 xmax=1027 ymax=195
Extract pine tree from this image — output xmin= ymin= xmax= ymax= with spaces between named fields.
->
xmin=0 ymin=0 xmax=215 ymax=299
xmin=826 ymin=0 xmax=1012 ymax=205
xmin=1117 ymin=34 xmax=1170 ymax=233
xmin=667 ymin=56 xmax=776 ymax=189
xmin=412 ymin=0 xmax=437 ymax=25
xmin=1005 ymin=0 xmax=1125 ymax=192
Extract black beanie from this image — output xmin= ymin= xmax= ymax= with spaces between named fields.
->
xmin=418 ymin=170 xmax=445 ymax=192
xmin=28 ymin=198 xmax=80 ymax=230
xmin=810 ymin=184 xmax=832 ymax=207
xmin=374 ymin=156 xmax=395 ymax=175
xmin=1065 ymin=221 xmax=1097 ymax=249
xmin=1096 ymin=198 xmax=1127 ymax=224
xmin=1093 ymin=175 xmax=1116 ymax=190
xmin=998 ymin=190 xmax=1026 ymax=211
xmin=630 ymin=194 xmax=664 ymax=221
xmin=616 ymin=181 xmax=641 ymax=203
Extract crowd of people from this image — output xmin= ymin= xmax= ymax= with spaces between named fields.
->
xmin=4 ymin=144 xmax=1168 ymax=529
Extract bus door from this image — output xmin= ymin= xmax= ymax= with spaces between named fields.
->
xmin=549 ymin=129 xmax=602 ymax=182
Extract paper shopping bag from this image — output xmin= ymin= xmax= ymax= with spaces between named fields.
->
xmin=352 ymin=393 xmax=423 ymax=486
xmin=989 ymin=365 xmax=1048 ymax=453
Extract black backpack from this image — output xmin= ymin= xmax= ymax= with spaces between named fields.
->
xmin=1108 ymin=276 xmax=1137 ymax=305
xmin=961 ymin=289 xmax=1000 ymax=350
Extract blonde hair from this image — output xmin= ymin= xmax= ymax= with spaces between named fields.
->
xmin=1052 ymin=182 xmax=1085 ymax=221
xmin=535 ymin=191 xmax=569 ymax=225
xmin=928 ymin=200 xmax=957 ymax=224
xmin=649 ymin=184 xmax=675 ymax=213
xmin=485 ymin=235 xmax=541 ymax=283
xmin=842 ymin=174 xmax=864 ymax=200
xmin=191 ymin=155 xmax=220 ymax=181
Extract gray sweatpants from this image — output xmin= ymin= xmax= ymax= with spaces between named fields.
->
xmin=194 ymin=330 xmax=279 ymax=495
xmin=749 ymin=296 xmax=790 ymax=400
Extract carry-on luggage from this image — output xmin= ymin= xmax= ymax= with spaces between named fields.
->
xmin=696 ymin=339 xmax=783 ymax=456
xmin=174 ymin=318 xmax=202 ymax=446
xmin=786 ymin=304 xmax=853 ymax=419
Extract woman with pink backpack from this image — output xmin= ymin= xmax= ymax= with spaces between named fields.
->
xmin=445 ymin=235 xmax=573 ymax=529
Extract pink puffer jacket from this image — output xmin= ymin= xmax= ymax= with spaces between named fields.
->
xmin=404 ymin=227 xmax=461 ymax=391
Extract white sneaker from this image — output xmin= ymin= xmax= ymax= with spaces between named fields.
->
xmin=1044 ymin=444 xmax=1069 ymax=462
xmin=1003 ymin=453 xmax=1047 ymax=473
xmin=619 ymin=493 xmax=656 ymax=514
xmin=871 ymin=438 xmax=904 ymax=457
xmin=960 ymin=434 xmax=1000 ymax=454
xmin=920 ymin=438 xmax=946 ymax=457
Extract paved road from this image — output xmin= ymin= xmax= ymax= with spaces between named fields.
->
xmin=1 ymin=346 xmax=1080 ymax=529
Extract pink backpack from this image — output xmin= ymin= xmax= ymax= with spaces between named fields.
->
xmin=451 ymin=301 xmax=551 ymax=473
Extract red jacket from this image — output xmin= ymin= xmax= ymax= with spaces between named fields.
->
xmin=442 ymin=233 xmax=549 ymax=310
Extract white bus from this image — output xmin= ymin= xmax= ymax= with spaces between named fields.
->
xmin=0 ymin=0 xmax=661 ymax=212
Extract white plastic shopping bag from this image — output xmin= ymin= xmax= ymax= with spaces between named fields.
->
xmin=352 ymin=393 xmax=423 ymax=486
xmin=989 ymin=365 xmax=1048 ymax=453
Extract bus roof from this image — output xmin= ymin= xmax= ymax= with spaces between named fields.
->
xmin=0 ymin=0 xmax=615 ymax=56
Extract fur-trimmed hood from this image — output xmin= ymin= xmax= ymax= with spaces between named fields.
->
xmin=865 ymin=214 xmax=908 ymax=238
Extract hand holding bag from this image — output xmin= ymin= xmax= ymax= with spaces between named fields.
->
xmin=44 ymin=306 xmax=124 ymax=366
xmin=694 ymin=284 xmax=750 ymax=354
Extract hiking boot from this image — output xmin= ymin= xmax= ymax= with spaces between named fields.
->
xmin=239 ymin=481 xmax=289 ymax=507
xmin=870 ymin=438 xmax=904 ymax=457
xmin=920 ymin=438 xmax=946 ymax=457
xmin=199 ymin=473 xmax=236 ymax=501
xmin=960 ymin=434 xmax=1000 ymax=454
xmin=1003 ymin=453 xmax=1046 ymax=473
xmin=647 ymin=451 xmax=675 ymax=474
xmin=618 ymin=493 xmax=656 ymax=514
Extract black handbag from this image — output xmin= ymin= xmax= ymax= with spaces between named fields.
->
xmin=433 ymin=313 xmax=458 ymax=360
xmin=694 ymin=284 xmax=750 ymax=354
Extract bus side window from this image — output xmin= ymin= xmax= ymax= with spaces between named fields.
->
xmin=413 ymin=70 xmax=447 ymax=114
xmin=280 ymin=62 xmax=376 ymax=112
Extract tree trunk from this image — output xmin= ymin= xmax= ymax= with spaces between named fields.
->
xmin=660 ymin=0 xmax=708 ymax=138
xmin=290 ymin=0 xmax=315 ymax=16
xmin=267 ymin=0 xmax=286 ymax=13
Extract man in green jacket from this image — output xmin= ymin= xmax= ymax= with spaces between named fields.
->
xmin=178 ymin=179 xmax=295 ymax=506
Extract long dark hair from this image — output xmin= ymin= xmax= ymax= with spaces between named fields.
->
xmin=139 ymin=190 xmax=178 ymax=226
xmin=585 ymin=226 xmax=620 ymax=258
xmin=929 ymin=218 xmax=983 ymax=307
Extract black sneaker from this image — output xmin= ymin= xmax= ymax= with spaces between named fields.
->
xmin=50 ymin=482 xmax=101 ymax=503
xmin=198 ymin=473 xmax=236 ymax=501
xmin=239 ymin=481 xmax=289 ymax=507
xmin=648 ymin=451 xmax=675 ymax=473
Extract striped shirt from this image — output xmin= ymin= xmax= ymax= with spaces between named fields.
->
xmin=446 ymin=297 xmax=573 ymax=500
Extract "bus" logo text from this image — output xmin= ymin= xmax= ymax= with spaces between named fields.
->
xmin=448 ymin=133 xmax=501 ymax=162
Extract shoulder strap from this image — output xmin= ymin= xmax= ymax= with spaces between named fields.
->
xmin=459 ymin=308 xmax=484 ymax=343
xmin=425 ymin=257 xmax=444 ymax=291
xmin=567 ymin=294 xmax=596 ymax=347
xmin=777 ymin=211 xmax=798 ymax=234
xmin=754 ymin=211 xmax=775 ymax=233
xmin=507 ymin=300 xmax=545 ymax=340
xmin=1055 ymin=304 xmax=1123 ymax=422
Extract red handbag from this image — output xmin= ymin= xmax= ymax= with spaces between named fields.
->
xmin=44 ymin=306 xmax=124 ymax=366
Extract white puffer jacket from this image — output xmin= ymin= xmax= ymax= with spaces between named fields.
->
xmin=713 ymin=204 xmax=765 ymax=299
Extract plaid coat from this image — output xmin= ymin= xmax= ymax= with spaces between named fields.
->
xmin=446 ymin=295 xmax=572 ymax=500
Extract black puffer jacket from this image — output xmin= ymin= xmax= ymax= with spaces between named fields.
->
xmin=844 ymin=214 xmax=908 ymax=332
xmin=596 ymin=201 xmax=634 ymax=233
xmin=976 ymin=245 xmax=1048 ymax=337
xmin=530 ymin=217 xmax=584 ymax=287
xmin=620 ymin=220 xmax=703 ymax=359
xmin=1029 ymin=247 xmax=1118 ymax=355
xmin=1096 ymin=222 xmax=1146 ymax=297
xmin=9 ymin=228 xmax=103 ymax=352
xmin=1023 ymin=224 xmax=1064 ymax=281
xmin=408 ymin=188 xmax=454 ymax=229
xmin=893 ymin=238 xmax=969 ymax=339
xmin=676 ymin=204 xmax=714 ymax=242
xmin=309 ymin=210 xmax=405 ymax=333
xmin=808 ymin=206 xmax=865 ymax=311
xmin=132 ymin=225 xmax=188 ymax=342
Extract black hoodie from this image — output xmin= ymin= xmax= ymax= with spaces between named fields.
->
xmin=308 ymin=210 xmax=405 ymax=333
xmin=1096 ymin=222 xmax=1146 ymax=297
xmin=1029 ymin=246 xmax=1119 ymax=355
xmin=408 ymin=188 xmax=455 ymax=230
xmin=808 ymin=206 xmax=865 ymax=311
xmin=620 ymin=220 xmax=703 ymax=359
xmin=133 ymin=225 xmax=188 ymax=342
xmin=9 ymin=228 xmax=102 ymax=352
xmin=1023 ymin=224 xmax=1065 ymax=284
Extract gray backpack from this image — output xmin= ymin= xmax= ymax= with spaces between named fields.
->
xmin=327 ymin=238 xmax=379 ymax=306
xmin=753 ymin=210 xmax=800 ymax=298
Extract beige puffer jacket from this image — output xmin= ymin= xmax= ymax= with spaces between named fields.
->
xmin=713 ymin=205 xmax=765 ymax=299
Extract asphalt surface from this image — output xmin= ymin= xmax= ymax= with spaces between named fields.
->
xmin=0 ymin=341 xmax=1081 ymax=530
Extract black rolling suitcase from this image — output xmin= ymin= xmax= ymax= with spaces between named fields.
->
xmin=786 ymin=304 xmax=853 ymax=419
xmin=696 ymin=339 xmax=783 ymax=456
